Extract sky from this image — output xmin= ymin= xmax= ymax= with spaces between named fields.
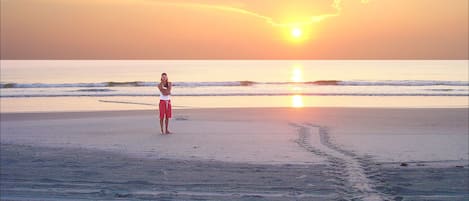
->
xmin=1 ymin=0 xmax=468 ymax=59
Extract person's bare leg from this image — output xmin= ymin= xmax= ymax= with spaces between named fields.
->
xmin=165 ymin=117 xmax=172 ymax=134
xmin=160 ymin=118 xmax=165 ymax=134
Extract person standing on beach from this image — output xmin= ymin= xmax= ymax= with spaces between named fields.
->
xmin=158 ymin=73 xmax=172 ymax=134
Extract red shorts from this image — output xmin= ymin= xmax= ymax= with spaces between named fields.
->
xmin=159 ymin=100 xmax=172 ymax=119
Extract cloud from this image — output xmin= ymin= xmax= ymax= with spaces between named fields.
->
xmin=150 ymin=0 xmax=368 ymax=28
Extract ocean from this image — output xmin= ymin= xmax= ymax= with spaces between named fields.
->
xmin=1 ymin=60 xmax=468 ymax=112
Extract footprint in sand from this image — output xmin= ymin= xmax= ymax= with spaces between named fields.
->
xmin=290 ymin=122 xmax=395 ymax=201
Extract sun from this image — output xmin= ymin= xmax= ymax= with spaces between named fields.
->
xmin=283 ymin=24 xmax=313 ymax=43
xmin=286 ymin=26 xmax=310 ymax=42
xmin=291 ymin=28 xmax=302 ymax=38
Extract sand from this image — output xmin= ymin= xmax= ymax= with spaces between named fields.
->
xmin=1 ymin=108 xmax=468 ymax=200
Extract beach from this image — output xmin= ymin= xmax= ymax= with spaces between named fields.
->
xmin=1 ymin=107 xmax=468 ymax=200
xmin=2 ymin=0 xmax=469 ymax=199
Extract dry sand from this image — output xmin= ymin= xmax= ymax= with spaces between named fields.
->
xmin=1 ymin=108 xmax=468 ymax=200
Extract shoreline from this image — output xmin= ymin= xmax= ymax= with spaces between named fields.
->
xmin=1 ymin=96 xmax=468 ymax=113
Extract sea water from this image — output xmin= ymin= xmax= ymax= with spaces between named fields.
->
xmin=1 ymin=60 xmax=468 ymax=112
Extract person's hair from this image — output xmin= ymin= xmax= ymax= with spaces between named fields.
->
xmin=161 ymin=72 xmax=169 ymax=87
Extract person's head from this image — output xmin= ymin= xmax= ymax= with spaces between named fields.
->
xmin=161 ymin=73 xmax=168 ymax=83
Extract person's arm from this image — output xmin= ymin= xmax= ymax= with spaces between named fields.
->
xmin=167 ymin=82 xmax=172 ymax=95
xmin=158 ymin=83 xmax=171 ymax=96
xmin=157 ymin=83 xmax=163 ymax=92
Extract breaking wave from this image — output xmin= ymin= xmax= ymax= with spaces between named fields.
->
xmin=1 ymin=80 xmax=468 ymax=88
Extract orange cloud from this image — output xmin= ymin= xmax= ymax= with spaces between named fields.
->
xmin=150 ymin=0 xmax=368 ymax=28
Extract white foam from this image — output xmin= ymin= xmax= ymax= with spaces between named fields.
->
xmin=2 ymin=80 xmax=468 ymax=89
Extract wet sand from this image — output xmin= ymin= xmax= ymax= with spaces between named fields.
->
xmin=1 ymin=108 xmax=468 ymax=200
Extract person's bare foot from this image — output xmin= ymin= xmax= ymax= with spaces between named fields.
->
xmin=166 ymin=130 xmax=172 ymax=134
xmin=161 ymin=129 xmax=165 ymax=135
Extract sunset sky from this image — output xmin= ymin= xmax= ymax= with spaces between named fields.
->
xmin=1 ymin=0 xmax=468 ymax=59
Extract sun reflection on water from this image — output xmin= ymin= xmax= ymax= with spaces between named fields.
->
xmin=291 ymin=95 xmax=304 ymax=108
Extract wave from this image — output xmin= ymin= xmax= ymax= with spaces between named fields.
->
xmin=425 ymin=89 xmax=469 ymax=92
xmin=336 ymin=80 xmax=469 ymax=86
xmin=0 ymin=81 xmax=155 ymax=88
xmin=1 ymin=80 xmax=468 ymax=88
xmin=0 ymin=81 xmax=249 ymax=88
xmin=73 ymin=89 xmax=116 ymax=92
xmin=1 ymin=93 xmax=468 ymax=98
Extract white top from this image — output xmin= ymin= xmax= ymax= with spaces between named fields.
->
xmin=159 ymin=85 xmax=171 ymax=100
xmin=160 ymin=94 xmax=170 ymax=100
